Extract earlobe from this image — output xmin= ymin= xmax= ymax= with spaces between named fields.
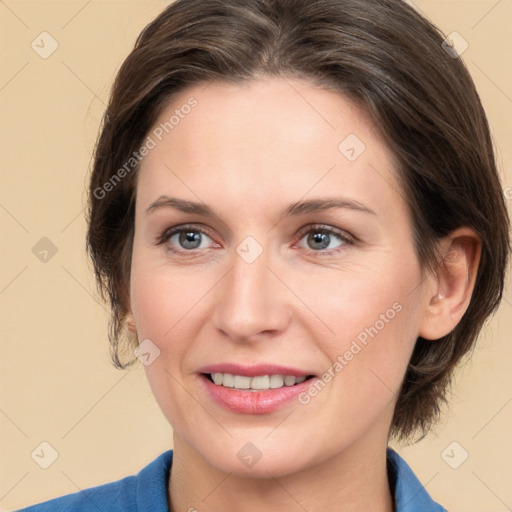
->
xmin=419 ymin=227 xmax=481 ymax=341
xmin=125 ymin=311 xmax=137 ymax=334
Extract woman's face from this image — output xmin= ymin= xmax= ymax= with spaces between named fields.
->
xmin=128 ymin=77 xmax=433 ymax=476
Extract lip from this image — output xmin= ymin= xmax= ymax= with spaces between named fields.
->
xmin=197 ymin=363 xmax=317 ymax=415
xmin=197 ymin=363 xmax=312 ymax=378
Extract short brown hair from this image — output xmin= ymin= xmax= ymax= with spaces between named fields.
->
xmin=86 ymin=0 xmax=510 ymax=441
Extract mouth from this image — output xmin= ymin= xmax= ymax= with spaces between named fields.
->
xmin=197 ymin=363 xmax=318 ymax=413
xmin=202 ymin=372 xmax=316 ymax=391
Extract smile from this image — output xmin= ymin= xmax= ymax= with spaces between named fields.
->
xmin=199 ymin=372 xmax=317 ymax=414
xmin=207 ymin=373 xmax=310 ymax=391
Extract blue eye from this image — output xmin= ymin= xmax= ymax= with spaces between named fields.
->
xmin=297 ymin=226 xmax=352 ymax=252
xmin=170 ymin=230 xmax=210 ymax=250
xmin=156 ymin=224 xmax=353 ymax=255
xmin=158 ymin=226 xmax=216 ymax=252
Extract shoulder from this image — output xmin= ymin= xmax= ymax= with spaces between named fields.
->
xmin=387 ymin=448 xmax=447 ymax=512
xmin=16 ymin=450 xmax=173 ymax=512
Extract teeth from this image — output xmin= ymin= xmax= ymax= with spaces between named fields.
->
xmin=223 ymin=373 xmax=234 ymax=387
xmin=251 ymin=375 xmax=269 ymax=389
xmin=210 ymin=373 xmax=307 ymax=391
xmin=284 ymin=375 xmax=296 ymax=386
xmin=233 ymin=375 xmax=251 ymax=389
xmin=269 ymin=375 xmax=284 ymax=388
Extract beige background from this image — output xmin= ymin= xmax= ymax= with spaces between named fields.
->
xmin=0 ymin=1 xmax=511 ymax=510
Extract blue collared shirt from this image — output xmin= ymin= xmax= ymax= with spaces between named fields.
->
xmin=18 ymin=449 xmax=446 ymax=511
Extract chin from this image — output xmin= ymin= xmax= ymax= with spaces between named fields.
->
xmin=186 ymin=431 xmax=333 ymax=480
xmin=208 ymin=448 xmax=305 ymax=479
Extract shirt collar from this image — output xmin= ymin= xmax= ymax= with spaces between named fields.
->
xmin=387 ymin=448 xmax=446 ymax=511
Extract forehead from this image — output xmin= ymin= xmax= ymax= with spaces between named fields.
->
xmin=136 ymin=77 xmax=404 ymax=221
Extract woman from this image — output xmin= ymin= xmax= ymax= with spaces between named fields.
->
xmin=19 ymin=0 xmax=510 ymax=510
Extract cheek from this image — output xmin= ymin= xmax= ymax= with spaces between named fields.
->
xmin=129 ymin=248 xmax=211 ymax=344
xmin=301 ymin=259 xmax=418 ymax=347
xmin=130 ymin=259 xmax=210 ymax=430
xmin=297 ymin=260 xmax=420 ymax=405
xmin=142 ymin=360 xmax=195 ymax=438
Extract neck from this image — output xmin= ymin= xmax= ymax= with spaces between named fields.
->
xmin=168 ymin=435 xmax=394 ymax=512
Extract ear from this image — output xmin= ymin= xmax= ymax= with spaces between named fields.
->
xmin=122 ymin=284 xmax=137 ymax=334
xmin=125 ymin=310 xmax=137 ymax=334
xmin=419 ymin=227 xmax=481 ymax=340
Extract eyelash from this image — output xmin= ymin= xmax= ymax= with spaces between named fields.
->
xmin=155 ymin=223 xmax=355 ymax=256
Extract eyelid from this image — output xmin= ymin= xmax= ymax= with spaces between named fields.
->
xmin=295 ymin=223 xmax=355 ymax=245
xmin=155 ymin=222 xmax=356 ymax=255
xmin=155 ymin=223 xmax=218 ymax=249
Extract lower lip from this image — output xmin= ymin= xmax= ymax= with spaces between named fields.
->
xmin=200 ymin=374 xmax=315 ymax=414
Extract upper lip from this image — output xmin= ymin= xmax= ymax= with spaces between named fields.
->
xmin=197 ymin=363 xmax=314 ymax=378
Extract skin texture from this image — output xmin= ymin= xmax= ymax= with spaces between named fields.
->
xmin=125 ymin=77 xmax=480 ymax=512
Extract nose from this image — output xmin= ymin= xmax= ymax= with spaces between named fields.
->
xmin=211 ymin=248 xmax=292 ymax=343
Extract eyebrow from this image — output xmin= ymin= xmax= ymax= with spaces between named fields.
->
xmin=145 ymin=195 xmax=377 ymax=218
